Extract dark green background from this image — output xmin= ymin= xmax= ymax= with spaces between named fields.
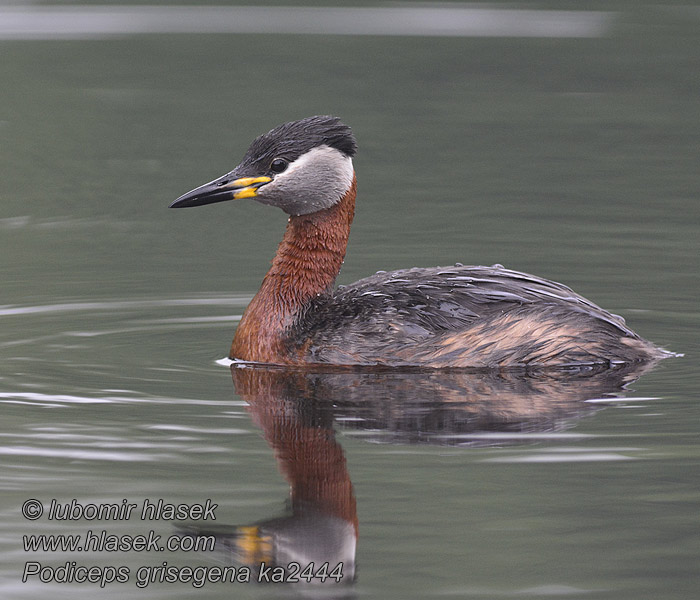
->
xmin=1 ymin=3 xmax=698 ymax=598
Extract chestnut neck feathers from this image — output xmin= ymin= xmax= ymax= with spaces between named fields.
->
xmin=230 ymin=175 xmax=357 ymax=362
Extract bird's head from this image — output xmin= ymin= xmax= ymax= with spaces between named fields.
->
xmin=170 ymin=115 xmax=357 ymax=216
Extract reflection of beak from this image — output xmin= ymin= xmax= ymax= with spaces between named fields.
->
xmin=234 ymin=526 xmax=273 ymax=564
xmin=169 ymin=174 xmax=272 ymax=208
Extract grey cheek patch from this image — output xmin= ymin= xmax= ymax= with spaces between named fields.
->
xmin=256 ymin=146 xmax=354 ymax=216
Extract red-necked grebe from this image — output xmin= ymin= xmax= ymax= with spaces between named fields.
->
xmin=171 ymin=116 xmax=665 ymax=368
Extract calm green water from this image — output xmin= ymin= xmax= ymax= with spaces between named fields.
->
xmin=1 ymin=3 xmax=699 ymax=599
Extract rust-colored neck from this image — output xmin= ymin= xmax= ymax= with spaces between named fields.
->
xmin=230 ymin=175 xmax=356 ymax=363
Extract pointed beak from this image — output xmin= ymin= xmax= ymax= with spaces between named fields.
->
xmin=170 ymin=174 xmax=272 ymax=208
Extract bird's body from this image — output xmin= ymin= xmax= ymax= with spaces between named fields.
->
xmin=172 ymin=116 xmax=666 ymax=369
xmin=285 ymin=265 xmax=658 ymax=368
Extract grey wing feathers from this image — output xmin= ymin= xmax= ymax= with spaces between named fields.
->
xmin=292 ymin=264 xmax=635 ymax=343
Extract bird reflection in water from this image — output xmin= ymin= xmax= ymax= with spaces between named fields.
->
xmin=179 ymin=360 xmax=658 ymax=588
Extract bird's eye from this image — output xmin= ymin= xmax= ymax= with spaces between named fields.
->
xmin=270 ymin=158 xmax=288 ymax=174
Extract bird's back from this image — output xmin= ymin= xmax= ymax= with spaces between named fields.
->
xmin=286 ymin=265 xmax=663 ymax=368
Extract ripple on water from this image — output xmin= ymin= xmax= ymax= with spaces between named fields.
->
xmin=438 ymin=584 xmax=604 ymax=596
xmin=481 ymin=446 xmax=644 ymax=463
xmin=0 ymin=391 xmax=246 ymax=408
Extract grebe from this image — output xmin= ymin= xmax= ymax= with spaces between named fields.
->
xmin=171 ymin=116 xmax=665 ymax=369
